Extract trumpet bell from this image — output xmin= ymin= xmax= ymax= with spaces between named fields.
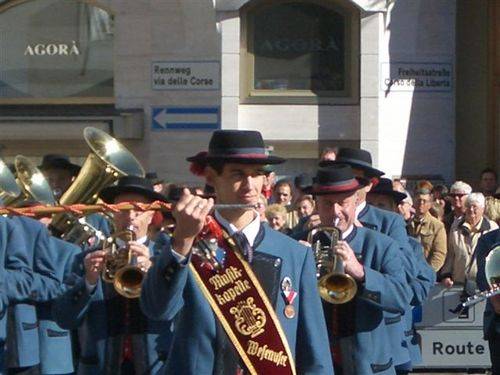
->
xmin=319 ymin=273 xmax=358 ymax=304
xmin=0 ymin=159 xmax=21 ymax=205
xmin=15 ymin=156 xmax=56 ymax=206
xmin=51 ymin=127 xmax=145 ymax=237
xmin=113 ymin=266 xmax=145 ymax=299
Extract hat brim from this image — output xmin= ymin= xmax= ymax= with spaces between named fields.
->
xmin=319 ymin=160 xmax=384 ymax=177
xmin=304 ymin=177 xmax=368 ymax=196
xmin=99 ymin=185 xmax=170 ymax=204
xmin=368 ymin=190 xmax=408 ymax=204
xmin=186 ymin=154 xmax=285 ymax=165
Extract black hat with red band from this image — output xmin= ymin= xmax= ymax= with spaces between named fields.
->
xmin=186 ymin=130 xmax=285 ymax=165
xmin=306 ymin=164 xmax=368 ymax=195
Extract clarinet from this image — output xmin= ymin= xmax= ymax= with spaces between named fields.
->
xmin=449 ymin=285 xmax=500 ymax=314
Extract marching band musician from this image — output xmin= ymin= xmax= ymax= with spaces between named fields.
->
xmin=53 ymin=176 xmax=173 ymax=375
xmin=320 ymin=149 xmax=417 ymax=373
xmin=38 ymin=154 xmax=80 ymax=200
xmin=367 ymin=178 xmax=436 ymax=372
xmin=310 ymin=164 xmax=410 ymax=374
xmin=0 ymin=217 xmax=33 ymax=375
xmin=141 ymin=130 xmax=333 ymax=374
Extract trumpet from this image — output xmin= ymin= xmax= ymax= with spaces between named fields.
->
xmin=102 ymin=226 xmax=145 ymax=299
xmin=307 ymin=225 xmax=358 ymax=304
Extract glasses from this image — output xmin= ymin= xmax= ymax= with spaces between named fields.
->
xmin=449 ymin=193 xmax=467 ymax=198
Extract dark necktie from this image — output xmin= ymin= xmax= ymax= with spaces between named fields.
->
xmin=232 ymin=231 xmax=253 ymax=263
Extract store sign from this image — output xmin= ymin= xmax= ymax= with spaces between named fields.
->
xmin=151 ymin=61 xmax=220 ymax=91
xmin=381 ymin=62 xmax=453 ymax=92
xmin=24 ymin=41 xmax=81 ymax=56
xmin=416 ymin=330 xmax=490 ymax=368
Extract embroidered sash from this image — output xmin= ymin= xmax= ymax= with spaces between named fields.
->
xmin=189 ymin=219 xmax=296 ymax=375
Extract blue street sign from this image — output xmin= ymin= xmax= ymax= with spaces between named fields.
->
xmin=152 ymin=106 xmax=220 ymax=130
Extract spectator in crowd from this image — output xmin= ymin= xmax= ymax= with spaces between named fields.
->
xmin=261 ymin=168 xmax=275 ymax=201
xmin=444 ymin=181 xmax=472 ymax=233
xmin=273 ymin=178 xmax=299 ymax=229
xmin=319 ymin=146 xmax=338 ymax=161
xmin=265 ymin=204 xmax=291 ymax=234
xmin=289 ymin=195 xmax=316 ymax=240
xmin=416 ymin=180 xmax=434 ymax=193
xmin=397 ymin=190 xmax=415 ymax=224
xmin=393 ymin=178 xmax=407 ymax=192
xmin=408 ymin=188 xmax=447 ymax=271
xmin=485 ymin=196 xmax=500 ymax=225
xmin=296 ymin=194 xmax=315 ymax=219
xmin=430 ymin=202 xmax=445 ymax=222
xmin=257 ymin=194 xmax=268 ymax=222
xmin=479 ymin=168 xmax=498 ymax=197
xmin=432 ymin=184 xmax=451 ymax=216
xmin=441 ymin=193 xmax=498 ymax=288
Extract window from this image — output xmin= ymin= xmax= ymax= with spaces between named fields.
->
xmin=241 ymin=0 xmax=359 ymax=104
xmin=0 ymin=0 xmax=114 ymax=104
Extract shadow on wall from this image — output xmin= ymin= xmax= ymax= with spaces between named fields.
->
xmin=385 ymin=0 xmax=455 ymax=182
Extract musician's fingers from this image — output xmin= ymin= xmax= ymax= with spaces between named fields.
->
xmin=174 ymin=188 xmax=193 ymax=211
xmin=185 ymin=196 xmax=205 ymax=216
xmin=197 ymin=198 xmax=214 ymax=217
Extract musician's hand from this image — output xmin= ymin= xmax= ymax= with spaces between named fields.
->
xmin=299 ymin=240 xmax=311 ymax=247
xmin=83 ymin=250 xmax=106 ymax=285
xmin=172 ymin=188 xmax=214 ymax=256
xmin=305 ymin=214 xmax=321 ymax=230
xmin=334 ymin=241 xmax=365 ymax=281
xmin=441 ymin=277 xmax=454 ymax=288
xmin=129 ymin=241 xmax=152 ymax=271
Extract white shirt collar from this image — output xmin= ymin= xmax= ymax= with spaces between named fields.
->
xmin=342 ymin=225 xmax=354 ymax=240
xmin=355 ymin=200 xmax=367 ymax=220
xmin=214 ymin=210 xmax=260 ymax=247
xmin=136 ymin=235 xmax=148 ymax=245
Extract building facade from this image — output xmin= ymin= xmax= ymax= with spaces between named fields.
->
xmin=0 ymin=0 xmax=497 ymax=186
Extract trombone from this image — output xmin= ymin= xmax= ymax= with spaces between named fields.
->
xmin=308 ymin=226 xmax=358 ymax=304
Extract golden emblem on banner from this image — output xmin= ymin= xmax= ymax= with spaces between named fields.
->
xmin=230 ymin=297 xmax=266 ymax=338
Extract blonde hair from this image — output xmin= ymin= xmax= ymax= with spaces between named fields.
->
xmin=484 ymin=196 xmax=500 ymax=223
xmin=265 ymin=204 xmax=287 ymax=221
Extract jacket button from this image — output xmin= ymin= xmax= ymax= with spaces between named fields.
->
xmin=274 ymin=258 xmax=281 ymax=267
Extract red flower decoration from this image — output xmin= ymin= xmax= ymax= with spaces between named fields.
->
xmin=189 ymin=152 xmax=208 ymax=176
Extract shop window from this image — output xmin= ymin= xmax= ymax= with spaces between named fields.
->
xmin=241 ymin=0 xmax=359 ymax=104
xmin=0 ymin=0 xmax=114 ymax=104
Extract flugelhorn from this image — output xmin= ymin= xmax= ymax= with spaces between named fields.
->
xmin=102 ymin=226 xmax=145 ymax=299
xmin=0 ymin=156 xmax=55 ymax=207
xmin=50 ymin=127 xmax=145 ymax=243
xmin=308 ymin=225 xmax=357 ymax=304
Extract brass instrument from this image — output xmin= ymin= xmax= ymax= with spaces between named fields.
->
xmin=308 ymin=226 xmax=358 ymax=304
xmin=50 ymin=127 xmax=145 ymax=242
xmin=0 ymin=156 xmax=55 ymax=207
xmin=102 ymin=226 xmax=145 ymax=299
xmin=450 ymin=245 xmax=500 ymax=314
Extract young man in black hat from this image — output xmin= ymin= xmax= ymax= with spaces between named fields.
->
xmin=310 ymin=164 xmax=409 ymax=375
xmin=53 ymin=176 xmax=173 ymax=375
xmin=141 ymin=130 xmax=333 ymax=374
xmin=38 ymin=154 xmax=80 ymax=200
